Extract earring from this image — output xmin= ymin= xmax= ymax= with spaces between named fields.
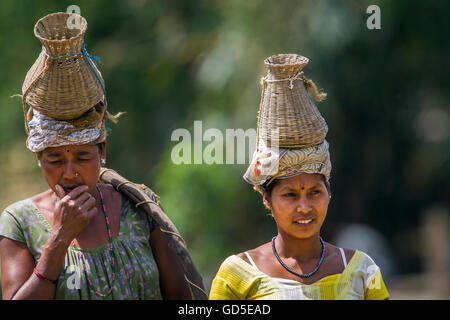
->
xmin=37 ymin=161 xmax=41 ymax=168
xmin=101 ymin=158 xmax=106 ymax=166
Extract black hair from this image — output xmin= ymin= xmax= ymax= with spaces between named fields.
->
xmin=262 ymin=179 xmax=278 ymax=198
xmin=263 ymin=174 xmax=331 ymax=198
xmin=97 ymin=143 xmax=103 ymax=154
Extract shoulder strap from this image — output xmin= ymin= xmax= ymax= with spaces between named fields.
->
xmin=339 ymin=247 xmax=347 ymax=268
xmin=99 ymin=167 xmax=207 ymax=300
xmin=244 ymin=252 xmax=259 ymax=270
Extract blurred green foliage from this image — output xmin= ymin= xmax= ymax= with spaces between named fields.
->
xmin=0 ymin=0 xmax=449 ymax=296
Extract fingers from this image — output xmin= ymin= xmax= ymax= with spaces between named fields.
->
xmin=67 ymin=185 xmax=89 ymax=200
xmin=79 ymin=194 xmax=97 ymax=212
xmin=67 ymin=191 xmax=97 ymax=214
xmin=75 ymin=192 xmax=91 ymax=206
xmin=57 ymin=185 xmax=89 ymax=203
xmin=56 ymin=185 xmax=98 ymax=215
xmin=54 ymin=184 xmax=66 ymax=199
xmin=51 ymin=185 xmax=100 ymax=241
xmin=85 ymin=206 xmax=98 ymax=220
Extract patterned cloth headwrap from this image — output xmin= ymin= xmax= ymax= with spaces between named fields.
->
xmin=26 ymin=103 xmax=107 ymax=153
xmin=243 ymin=140 xmax=332 ymax=194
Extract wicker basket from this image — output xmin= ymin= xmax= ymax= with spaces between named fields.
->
xmin=22 ymin=12 xmax=105 ymax=120
xmin=257 ymin=54 xmax=328 ymax=149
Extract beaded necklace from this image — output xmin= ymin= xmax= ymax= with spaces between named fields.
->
xmin=271 ymin=236 xmax=325 ymax=278
xmin=71 ymin=185 xmax=117 ymax=297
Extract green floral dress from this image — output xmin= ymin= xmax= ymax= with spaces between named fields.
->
xmin=0 ymin=191 xmax=162 ymax=300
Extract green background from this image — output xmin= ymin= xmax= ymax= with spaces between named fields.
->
xmin=0 ymin=0 xmax=448 ymax=299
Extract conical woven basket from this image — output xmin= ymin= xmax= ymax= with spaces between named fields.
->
xmin=257 ymin=54 xmax=328 ymax=149
xmin=22 ymin=12 xmax=105 ymax=120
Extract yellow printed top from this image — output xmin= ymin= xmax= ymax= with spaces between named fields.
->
xmin=209 ymin=250 xmax=389 ymax=300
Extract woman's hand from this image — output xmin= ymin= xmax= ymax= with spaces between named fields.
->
xmin=150 ymin=228 xmax=192 ymax=300
xmin=0 ymin=185 xmax=98 ymax=300
xmin=51 ymin=184 xmax=98 ymax=245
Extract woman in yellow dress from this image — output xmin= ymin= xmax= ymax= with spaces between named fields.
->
xmin=209 ymin=54 xmax=390 ymax=300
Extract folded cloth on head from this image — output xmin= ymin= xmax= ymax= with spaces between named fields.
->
xmin=244 ymin=140 xmax=331 ymax=194
xmin=26 ymin=105 xmax=106 ymax=153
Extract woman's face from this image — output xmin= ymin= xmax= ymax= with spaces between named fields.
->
xmin=264 ymin=173 xmax=330 ymax=240
xmin=36 ymin=143 xmax=105 ymax=196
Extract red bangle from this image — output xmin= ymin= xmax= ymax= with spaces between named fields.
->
xmin=34 ymin=268 xmax=57 ymax=284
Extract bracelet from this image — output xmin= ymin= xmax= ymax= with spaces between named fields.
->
xmin=34 ymin=268 xmax=57 ymax=284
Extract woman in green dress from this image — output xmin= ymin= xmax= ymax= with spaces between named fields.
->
xmin=0 ymin=12 xmax=191 ymax=300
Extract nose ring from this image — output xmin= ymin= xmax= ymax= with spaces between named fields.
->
xmin=75 ymin=172 xmax=79 ymax=177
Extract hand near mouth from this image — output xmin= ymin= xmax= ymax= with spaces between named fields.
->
xmin=50 ymin=184 xmax=99 ymax=245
